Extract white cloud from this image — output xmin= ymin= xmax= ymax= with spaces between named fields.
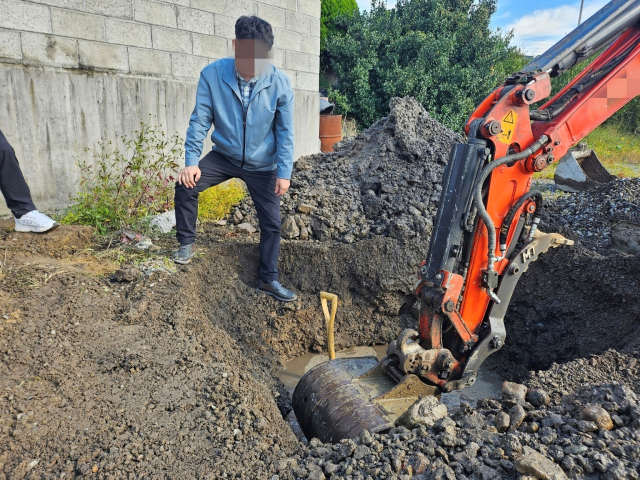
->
xmin=506 ymin=0 xmax=608 ymax=55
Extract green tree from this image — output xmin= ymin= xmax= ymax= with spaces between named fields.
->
xmin=325 ymin=0 xmax=520 ymax=132
xmin=321 ymin=0 xmax=359 ymax=51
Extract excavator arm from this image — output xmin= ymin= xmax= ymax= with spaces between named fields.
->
xmin=293 ymin=0 xmax=640 ymax=443
xmin=416 ymin=0 xmax=640 ymax=392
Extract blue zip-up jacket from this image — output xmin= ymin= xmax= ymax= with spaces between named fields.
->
xmin=185 ymin=57 xmax=295 ymax=179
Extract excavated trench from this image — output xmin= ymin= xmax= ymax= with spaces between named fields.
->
xmin=187 ymin=230 xmax=640 ymax=437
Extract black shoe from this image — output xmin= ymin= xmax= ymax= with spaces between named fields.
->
xmin=257 ymin=280 xmax=297 ymax=302
xmin=172 ymin=243 xmax=196 ymax=264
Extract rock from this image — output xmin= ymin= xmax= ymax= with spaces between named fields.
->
xmin=334 ymin=438 xmax=357 ymax=461
xmin=500 ymin=434 xmax=522 ymax=457
xmin=359 ymin=429 xmax=374 ymax=446
xmin=395 ymin=395 xmax=447 ymax=428
xmin=274 ymin=457 xmax=298 ymax=472
xmin=299 ymin=226 xmax=309 ymax=240
xmin=433 ymin=417 xmax=456 ymax=432
xmin=281 ymin=216 xmax=300 ymax=239
xmin=253 ymin=417 xmax=268 ymax=431
xmin=439 ymin=432 xmax=458 ymax=447
xmin=473 ymin=464 xmax=500 ymax=479
xmin=580 ymin=405 xmax=614 ymax=430
xmin=577 ymin=420 xmax=599 ymax=432
xmin=307 ymin=469 xmax=325 ymax=480
xmin=408 ymin=453 xmax=429 ymax=475
xmin=235 ymin=223 xmax=256 ymax=234
xmin=312 ymin=222 xmax=331 ymax=241
xmin=509 ymin=404 xmax=527 ymax=431
xmin=232 ymin=209 xmax=244 ymax=224
xmin=495 ymin=411 xmax=510 ymax=432
xmin=548 ymin=445 xmax=565 ymax=463
xmin=561 ymin=455 xmax=575 ymax=472
xmin=527 ymin=388 xmax=551 ymax=407
xmin=324 ymin=462 xmax=339 ymax=475
xmin=114 ymin=265 xmax=140 ymax=282
xmin=458 ymin=412 xmax=486 ymax=429
xmin=542 ymin=413 xmax=564 ymax=429
xmin=502 ymin=381 xmax=528 ymax=406
xmin=214 ymin=219 xmax=227 ymax=226
xmin=352 ymin=444 xmax=370 ymax=460
xmin=149 ymin=210 xmax=176 ymax=233
xmin=605 ymin=460 xmax=632 ymax=480
xmin=563 ymin=445 xmax=587 ymax=455
xmin=297 ymin=204 xmax=313 ymax=214
xmin=515 ymin=446 xmax=569 ymax=480
xmin=135 ymin=238 xmax=154 ymax=250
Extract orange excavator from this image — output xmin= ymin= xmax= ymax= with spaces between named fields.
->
xmin=293 ymin=0 xmax=640 ymax=443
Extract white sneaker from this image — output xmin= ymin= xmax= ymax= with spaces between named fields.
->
xmin=14 ymin=210 xmax=59 ymax=233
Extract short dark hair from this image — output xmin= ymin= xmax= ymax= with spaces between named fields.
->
xmin=235 ymin=16 xmax=274 ymax=50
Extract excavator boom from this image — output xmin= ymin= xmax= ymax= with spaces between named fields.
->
xmin=293 ymin=0 xmax=640 ymax=443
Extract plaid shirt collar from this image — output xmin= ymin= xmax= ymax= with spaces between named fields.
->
xmin=236 ymin=69 xmax=258 ymax=113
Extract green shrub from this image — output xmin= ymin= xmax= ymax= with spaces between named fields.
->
xmin=324 ymin=0 xmax=519 ymax=132
xmin=321 ymin=0 xmax=358 ymax=51
xmin=62 ymin=123 xmax=180 ymax=234
xmin=198 ymin=180 xmax=246 ymax=222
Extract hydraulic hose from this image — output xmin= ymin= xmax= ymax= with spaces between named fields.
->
xmin=472 ymin=135 xmax=549 ymax=302
xmin=499 ymin=190 xmax=542 ymax=253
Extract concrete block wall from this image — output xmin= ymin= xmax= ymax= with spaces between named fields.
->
xmin=0 ymin=0 xmax=321 ymax=213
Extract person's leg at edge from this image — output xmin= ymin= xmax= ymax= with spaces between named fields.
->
xmin=173 ymin=150 xmax=234 ymax=264
xmin=245 ymin=168 xmax=297 ymax=302
xmin=0 ymin=130 xmax=58 ymax=233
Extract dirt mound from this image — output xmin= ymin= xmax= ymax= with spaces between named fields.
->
xmin=502 ymin=245 xmax=640 ymax=373
xmin=541 ymin=178 xmax=640 ymax=251
xmin=236 ymin=97 xmax=462 ymax=243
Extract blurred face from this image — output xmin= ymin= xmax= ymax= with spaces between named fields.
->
xmin=233 ymin=39 xmax=272 ymax=79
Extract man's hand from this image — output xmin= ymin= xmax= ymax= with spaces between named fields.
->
xmin=275 ymin=178 xmax=290 ymax=197
xmin=178 ymin=166 xmax=201 ymax=189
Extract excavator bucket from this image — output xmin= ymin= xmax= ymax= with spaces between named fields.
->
xmin=554 ymin=144 xmax=616 ymax=192
xmin=292 ymin=356 xmax=440 ymax=443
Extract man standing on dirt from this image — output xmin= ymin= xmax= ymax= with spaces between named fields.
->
xmin=0 ymin=130 xmax=59 ymax=233
xmin=173 ymin=15 xmax=297 ymax=303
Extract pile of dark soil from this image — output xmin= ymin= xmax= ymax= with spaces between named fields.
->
xmin=541 ymin=178 xmax=640 ymax=251
xmin=235 ymin=97 xmax=463 ymax=243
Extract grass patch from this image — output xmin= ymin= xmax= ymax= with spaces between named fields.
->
xmin=535 ymin=124 xmax=640 ymax=180
xmin=198 ymin=179 xmax=246 ymax=222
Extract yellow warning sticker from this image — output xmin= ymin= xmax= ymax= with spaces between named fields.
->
xmin=497 ymin=109 xmax=518 ymax=144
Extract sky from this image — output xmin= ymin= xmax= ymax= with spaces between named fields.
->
xmin=353 ymin=0 xmax=609 ymax=56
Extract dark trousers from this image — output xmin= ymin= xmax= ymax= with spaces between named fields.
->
xmin=0 ymin=130 xmax=36 ymax=218
xmin=175 ymin=150 xmax=281 ymax=282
